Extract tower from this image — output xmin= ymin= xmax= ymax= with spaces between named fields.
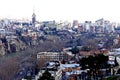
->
xmin=32 ymin=9 xmax=36 ymax=27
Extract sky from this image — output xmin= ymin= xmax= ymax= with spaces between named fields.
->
xmin=0 ymin=0 xmax=120 ymax=22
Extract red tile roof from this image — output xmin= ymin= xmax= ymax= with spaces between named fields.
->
xmin=79 ymin=49 xmax=108 ymax=57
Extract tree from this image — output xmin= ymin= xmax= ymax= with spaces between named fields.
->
xmin=80 ymin=54 xmax=109 ymax=79
xmin=81 ymin=46 xmax=91 ymax=51
xmin=70 ymin=46 xmax=79 ymax=54
xmin=114 ymin=57 xmax=119 ymax=67
xmin=69 ymin=46 xmax=79 ymax=61
xmin=80 ymin=54 xmax=108 ymax=69
xmin=39 ymin=70 xmax=55 ymax=80
xmin=0 ymin=57 xmax=20 ymax=80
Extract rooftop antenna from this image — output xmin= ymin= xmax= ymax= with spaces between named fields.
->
xmin=32 ymin=5 xmax=36 ymax=27
xmin=33 ymin=5 xmax=35 ymax=14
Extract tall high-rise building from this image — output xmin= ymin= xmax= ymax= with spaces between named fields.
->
xmin=84 ymin=21 xmax=91 ymax=32
xmin=73 ymin=20 xmax=78 ymax=28
xmin=95 ymin=18 xmax=104 ymax=33
xmin=32 ymin=11 xmax=36 ymax=27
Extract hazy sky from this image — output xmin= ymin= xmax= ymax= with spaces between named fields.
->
xmin=0 ymin=0 xmax=120 ymax=22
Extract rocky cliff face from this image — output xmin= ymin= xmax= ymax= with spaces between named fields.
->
xmin=0 ymin=45 xmax=5 ymax=56
xmin=8 ymin=39 xmax=27 ymax=53
xmin=0 ymin=38 xmax=27 ymax=55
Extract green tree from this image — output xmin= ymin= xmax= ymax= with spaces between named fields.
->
xmin=70 ymin=46 xmax=79 ymax=54
xmin=81 ymin=46 xmax=91 ymax=51
xmin=39 ymin=70 xmax=55 ymax=80
xmin=80 ymin=54 xmax=109 ymax=79
xmin=70 ymin=46 xmax=79 ymax=61
xmin=80 ymin=54 xmax=108 ymax=69
xmin=114 ymin=57 xmax=119 ymax=67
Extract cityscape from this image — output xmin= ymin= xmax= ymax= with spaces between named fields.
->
xmin=0 ymin=11 xmax=120 ymax=80
xmin=1 ymin=0 xmax=120 ymax=80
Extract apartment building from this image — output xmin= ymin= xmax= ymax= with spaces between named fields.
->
xmin=37 ymin=52 xmax=70 ymax=61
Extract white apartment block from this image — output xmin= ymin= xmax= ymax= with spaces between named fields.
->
xmin=37 ymin=52 xmax=69 ymax=61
